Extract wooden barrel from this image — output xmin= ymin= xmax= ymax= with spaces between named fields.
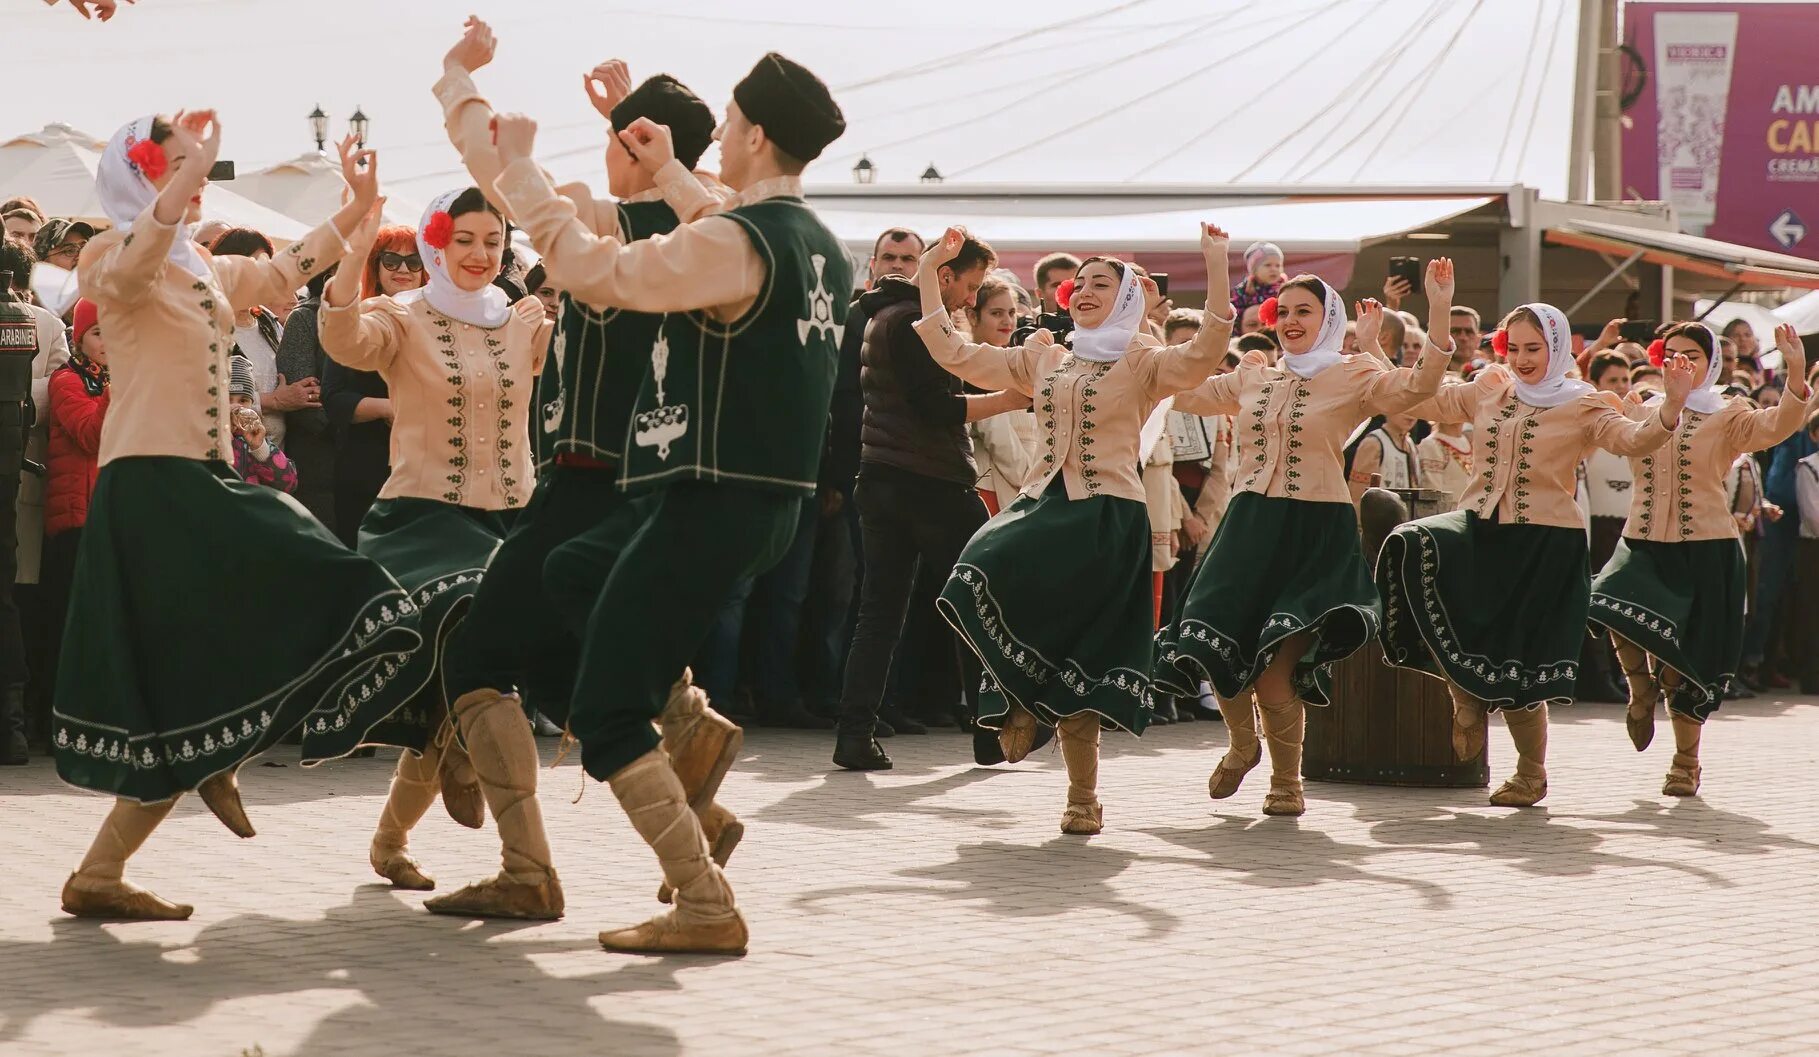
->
xmin=1304 ymin=485 xmax=1490 ymax=788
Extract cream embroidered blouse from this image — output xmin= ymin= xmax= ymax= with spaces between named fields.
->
xmin=1172 ymin=344 xmax=1451 ymax=505
xmin=1410 ymin=371 xmax=1679 ymax=529
xmin=912 ymin=306 xmax=1234 ymax=504
xmin=318 ymin=296 xmax=550 ymax=510
xmin=1616 ymin=387 xmax=1810 ymax=542
xmin=78 ymin=206 xmax=344 ymax=468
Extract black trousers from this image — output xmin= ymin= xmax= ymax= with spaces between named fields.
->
xmin=836 ymin=463 xmax=987 ymax=737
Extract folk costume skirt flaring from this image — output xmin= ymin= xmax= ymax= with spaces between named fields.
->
xmin=1154 ymin=491 xmax=1380 ymax=706
xmin=1589 ymin=536 xmax=1746 ymax=720
xmin=936 ymin=479 xmax=1155 ymax=735
xmin=1377 ymin=510 xmax=1586 ymax=711
xmin=52 ymin=457 xmax=423 ymax=803
xmin=349 ymin=497 xmax=506 ymax=752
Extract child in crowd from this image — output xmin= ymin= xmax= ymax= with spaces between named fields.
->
xmin=228 ymin=356 xmax=298 ymax=492
xmin=1231 ymin=241 xmax=1284 ymax=316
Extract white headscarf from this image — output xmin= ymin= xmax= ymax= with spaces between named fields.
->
xmin=1068 ymin=264 xmax=1146 ymax=364
xmin=1509 ymin=302 xmax=1593 ymax=409
xmin=1647 ymin=322 xmax=1726 ymax=414
xmin=97 ymin=116 xmax=207 ymax=278
xmin=393 ymin=189 xmax=511 ymax=328
xmin=1280 ymin=278 xmax=1346 ymax=380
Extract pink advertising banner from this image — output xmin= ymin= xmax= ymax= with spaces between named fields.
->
xmin=1622 ymin=2 xmax=1819 ymax=259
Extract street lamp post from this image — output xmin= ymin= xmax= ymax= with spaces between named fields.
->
xmin=349 ymin=107 xmax=371 ymax=148
xmin=308 ymin=106 xmax=328 ymax=152
xmin=920 ymin=163 xmax=943 ymax=184
xmin=853 ymin=155 xmax=875 ymax=185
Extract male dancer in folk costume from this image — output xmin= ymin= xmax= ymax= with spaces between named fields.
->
xmin=480 ymin=52 xmax=851 ymax=954
xmin=386 ymin=18 xmax=736 ymax=921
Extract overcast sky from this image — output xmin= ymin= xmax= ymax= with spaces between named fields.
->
xmin=13 ymin=0 xmax=1587 ymax=199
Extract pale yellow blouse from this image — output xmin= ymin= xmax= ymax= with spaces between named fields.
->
xmin=1617 ymin=386 xmax=1811 ymax=542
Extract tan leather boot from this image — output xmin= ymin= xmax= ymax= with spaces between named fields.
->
xmin=1057 ymin=712 xmax=1103 ymax=835
xmin=658 ymin=801 xmax=745 ymax=905
xmin=1611 ymin=634 xmax=1658 ymax=752
xmin=424 ymin=689 xmax=564 ymax=919
xmin=370 ymin=744 xmax=442 ymax=891
xmin=1258 ymin=697 xmax=1306 ymax=816
xmin=1663 ymin=711 xmax=1703 ymax=797
xmin=998 ymin=702 xmax=1041 ymax=764
xmin=1490 ymin=704 xmax=1549 ymax=807
xmin=657 ymin=669 xmax=744 ymax=811
xmin=62 ymin=797 xmax=192 ymax=920
xmin=437 ymin=726 xmax=486 ymax=830
xmin=1447 ymin=682 xmax=1487 ymax=762
xmin=600 ymin=750 xmax=748 ymax=955
xmin=1208 ymin=693 xmax=1262 ymax=799
xmin=197 ymin=767 xmax=255 ymax=838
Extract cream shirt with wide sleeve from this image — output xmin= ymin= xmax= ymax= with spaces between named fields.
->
xmin=79 ymin=206 xmax=345 ymax=468
xmin=1174 ymin=341 xmax=1451 ymax=504
xmin=318 ymin=294 xmax=550 ymax=510
xmin=1619 ymin=385 xmax=1811 ymax=542
xmin=496 ymin=158 xmax=793 ymax=324
xmin=913 ymin=303 xmax=1234 ymax=504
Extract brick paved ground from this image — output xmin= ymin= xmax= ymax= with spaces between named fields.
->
xmin=5 ymin=695 xmax=1819 ymax=1057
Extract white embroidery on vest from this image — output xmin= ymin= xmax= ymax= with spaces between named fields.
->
xmin=634 ymin=331 xmax=689 ymax=459
xmin=799 ymin=254 xmax=844 ymax=346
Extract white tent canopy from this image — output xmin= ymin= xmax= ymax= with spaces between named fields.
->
xmin=235 ymin=151 xmax=423 ymax=228
xmin=1 ymin=125 xmax=307 ymax=239
xmin=8 ymin=0 xmax=1583 ymax=203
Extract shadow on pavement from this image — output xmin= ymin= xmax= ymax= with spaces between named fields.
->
xmin=0 ymin=887 xmax=685 ymax=1057
xmin=794 ymin=836 xmax=1180 ymax=940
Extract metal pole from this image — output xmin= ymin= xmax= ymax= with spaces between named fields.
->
xmin=1566 ymin=250 xmax=1646 ymax=316
xmin=1569 ymin=0 xmax=1602 ymax=202
xmin=1594 ymin=0 xmax=1624 ymax=201
xmin=1693 ymin=281 xmax=1746 ymax=322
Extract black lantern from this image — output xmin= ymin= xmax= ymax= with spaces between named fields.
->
xmin=853 ymin=155 xmax=876 ymax=185
xmin=920 ymin=163 xmax=943 ymax=184
xmin=349 ymin=107 xmax=371 ymax=148
xmin=308 ymin=105 xmax=329 ymax=152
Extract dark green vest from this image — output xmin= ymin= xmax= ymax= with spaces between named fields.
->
xmin=532 ymin=200 xmax=680 ymax=470
xmin=618 ymin=197 xmax=852 ymax=496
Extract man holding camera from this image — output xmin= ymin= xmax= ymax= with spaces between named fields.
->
xmin=832 ymin=233 xmax=1030 ymax=771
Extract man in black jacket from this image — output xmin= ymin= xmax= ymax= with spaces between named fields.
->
xmin=832 ymin=233 xmax=1028 ymax=770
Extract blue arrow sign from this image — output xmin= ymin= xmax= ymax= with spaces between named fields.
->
xmin=1769 ymin=209 xmax=1806 ymax=250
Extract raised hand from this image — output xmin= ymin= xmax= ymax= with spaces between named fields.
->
xmin=445 ymin=16 xmax=497 ymax=73
xmin=338 ymin=135 xmax=380 ymax=209
xmin=1139 ymin=275 xmax=1164 ymax=317
xmin=1595 ymin=317 xmax=1626 ymax=352
xmin=492 ymin=112 xmax=538 ymax=164
xmin=921 ymin=226 xmax=966 ymax=272
xmin=1477 ymin=362 xmax=1513 ymax=390
xmin=1239 ymin=349 xmax=1270 ymax=370
xmin=584 ymin=60 xmax=634 ymax=121
xmin=1776 ymin=322 xmax=1807 ymax=390
xmin=1354 ymin=298 xmax=1384 ymax=342
xmin=618 ymin=117 xmax=675 ymax=176
xmin=70 ymin=0 xmax=135 ymax=21
xmin=1199 ymin=221 xmax=1229 ymax=257
xmin=1424 ymin=257 xmax=1454 ymax=302
xmin=1382 ymin=275 xmax=1412 ymax=310
xmin=170 ymin=109 xmax=222 ymax=175
xmin=1662 ymin=352 xmax=1698 ymax=408
xmin=1202 ymin=221 xmax=1234 ymax=319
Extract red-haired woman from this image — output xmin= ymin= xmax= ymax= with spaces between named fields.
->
xmin=1378 ymin=304 xmax=1698 ymax=807
xmin=320 ymin=225 xmax=422 ymax=544
xmin=1590 ymin=323 xmax=1810 ymax=796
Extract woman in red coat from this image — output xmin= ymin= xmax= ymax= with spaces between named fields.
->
xmin=42 ymin=297 xmax=109 ymax=729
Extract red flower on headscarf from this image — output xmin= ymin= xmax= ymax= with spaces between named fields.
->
xmin=1491 ymin=329 xmax=1509 ymax=357
xmin=126 ymin=139 xmax=168 ymax=182
xmin=422 ymin=211 xmax=454 ymax=250
xmin=1647 ymin=338 xmax=1666 ymax=367
xmin=1056 ymin=278 xmax=1076 ymax=310
xmin=1258 ymin=296 xmax=1279 ymax=328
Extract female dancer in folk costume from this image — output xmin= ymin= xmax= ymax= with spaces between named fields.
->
xmin=318 ymin=164 xmax=552 ymax=893
xmin=57 ymin=114 xmax=422 ymax=920
xmin=1158 ymin=267 xmax=1456 ymax=817
xmin=913 ymin=222 xmax=1235 ymax=835
xmin=1590 ymin=323 xmax=1810 ymax=796
xmin=1376 ymin=304 xmax=1699 ymax=807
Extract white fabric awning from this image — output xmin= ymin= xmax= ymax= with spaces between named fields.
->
xmin=802 ymin=190 xmax=1500 ymax=255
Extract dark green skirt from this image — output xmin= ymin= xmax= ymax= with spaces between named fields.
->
xmin=1155 ymin=492 xmax=1380 ymax=706
xmin=1378 ymin=510 xmax=1585 ymax=711
xmin=352 ymin=497 xmax=506 ymax=752
xmin=53 ymin=457 xmax=422 ymax=803
xmin=936 ymin=484 xmax=1154 ymax=734
xmin=1590 ymin=536 xmax=1745 ymax=720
